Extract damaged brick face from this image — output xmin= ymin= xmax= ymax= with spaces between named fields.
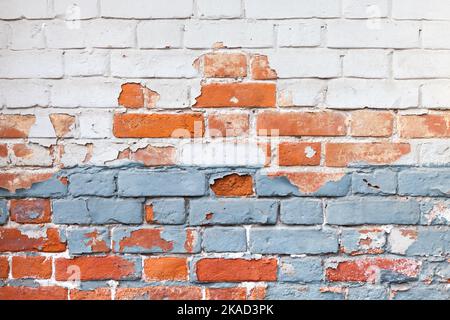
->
xmin=0 ymin=0 xmax=449 ymax=301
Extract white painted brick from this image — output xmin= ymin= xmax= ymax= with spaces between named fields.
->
xmin=78 ymin=111 xmax=112 ymax=138
xmin=326 ymin=79 xmax=419 ymax=109
xmin=422 ymin=22 xmax=450 ymax=49
xmin=10 ymin=143 xmax=53 ymax=167
xmin=0 ymin=80 xmax=49 ymax=108
xmin=9 ymin=21 xmax=46 ymax=50
xmin=245 ymin=0 xmax=340 ymax=19
xmin=343 ymin=50 xmax=390 ymax=79
xmin=137 ymin=22 xmax=184 ymax=49
xmin=421 ymin=81 xmax=450 ymax=108
xmin=50 ymin=79 xmax=119 ymax=108
xmin=143 ymin=80 xmax=191 ymax=109
xmin=420 ymin=141 xmax=450 ymax=166
xmin=197 ymin=0 xmax=241 ymax=19
xmin=60 ymin=143 xmax=89 ymax=167
xmin=0 ymin=23 xmax=9 ymax=49
xmin=268 ymin=50 xmax=341 ymax=78
xmin=185 ymin=21 xmax=273 ymax=49
xmin=53 ymin=0 xmax=99 ymax=19
xmin=64 ymin=50 xmax=109 ymax=76
xmin=277 ymin=80 xmax=327 ymax=107
xmin=0 ymin=0 xmax=53 ymax=19
xmin=394 ymin=50 xmax=450 ymax=79
xmin=277 ymin=22 xmax=322 ymax=48
xmin=327 ymin=20 xmax=420 ymax=49
xmin=0 ymin=51 xmax=63 ymax=79
xmin=110 ymin=51 xmax=198 ymax=78
xmin=28 ymin=113 xmax=56 ymax=138
xmin=100 ymin=0 xmax=193 ymax=19
xmin=45 ymin=20 xmax=136 ymax=49
xmin=392 ymin=0 xmax=450 ymax=20
xmin=343 ymin=0 xmax=389 ymax=18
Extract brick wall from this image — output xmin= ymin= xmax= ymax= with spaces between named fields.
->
xmin=0 ymin=0 xmax=449 ymax=300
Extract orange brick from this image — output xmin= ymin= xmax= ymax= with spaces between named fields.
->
xmin=257 ymin=111 xmax=347 ymax=136
xmin=113 ymin=113 xmax=204 ymax=138
xmin=196 ymin=258 xmax=277 ymax=282
xmin=205 ymin=287 xmax=247 ymax=300
xmin=251 ymin=55 xmax=277 ymax=80
xmin=12 ymin=256 xmax=52 ymax=279
xmin=0 ymin=227 xmax=66 ymax=253
xmin=194 ymin=83 xmax=276 ymax=108
xmin=70 ymin=288 xmax=112 ymax=300
xmin=119 ymin=145 xmax=176 ymax=166
xmin=144 ymin=257 xmax=188 ymax=281
xmin=49 ymin=114 xmax=75 ymax=138
xmin=399 ymin=114 xmax=450 ymax=138
xmin=326 ymin=258 xmax=420 ymax=282
xmin=10 ymin=199 xmax=51 ymax=224
xmin=208 ymin=113 xmax=249 ymax=137
xmin=210 ymin=174 xmax=254 ymax=197
xmin=116 ymin=286 xmax=202 ymax=300
xmin=325 ymin=143 xmax=411 ymax=167
xmin=351 ymin=110 xmax=394 ymax=137
xmin=0 ymin=286 xmax=68 ymax=300
xmin=0 ymin=115 xmax=36 ymax=138
xmin=204 ymin=53 xmax=247 ymax=78
xmin=55 ymin=256 xmax=138 ymax=281
xmin=278 ymin=142 xmax=321 ymax=166
xmin=0 ymin=257 xmax=8 ymax=279
xmin=118 ymin=83 xmax=160 ymax=109
xmin=0 ymin=171 xmax=55 ymax=193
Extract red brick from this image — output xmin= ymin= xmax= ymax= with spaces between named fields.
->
xmin=55 ymin=256 xmax=138 ymax=281
xmin=0 ymin=115 xmax=36 ymax=138
xmin=12 ymin=256 xmax=52 ymax=279
xmin=0 ymin=144 xmax=8 ymax=158
xmin=144 ymin=257 xmax=188 ymax=281
xmin=118 ymin=83 xmax=160 ymax=109
xmin=196 ymin=258 xmax=277 ymax=282
xmin=399 ymin=114 xmax=450 ymax=138
xmin=249 ymin=286 xmax=266 ymax=300
xmin=113 ymin=113 xmax=204 ymax=138
xmin=194 ymin=83 xmax=276 ymax=108
xmin=210 ymin=174 xmax=254 ymax=197
xmin=251 ymin=55 xmax=277 ymax=80
xmin=326 ymin=258 xmax=421 ymax=282
xmin=10 ymin=199 xmax=51 ymax=224
xmin=115 ymin=286 xmax=202 ymax=300
xmin=208 ymin=113 xmax=249 ymax=137
xmin=0 ymin=257 xmax=8 ymax=279
xmin=267 ymin=171 xmax=346 ymax=194
xmin=351 ymin=111 xmax=394 ymax=137
xmin=205 ymin=287 xmax=247 ymax=300
xmin=278 ymin=142 xmax=321 ymax=166
xmin=49 ymin=114 xmax=75 ymax=138
xmin=0 ymin=171 xmax=55 ymax=193
xmin=203 ymin=53 xmax=247 ymax=78
xmin=70 ymin=288 xmax=112 ymax=300
xmin=119 ymin=145 xmax=176 ymax=166
xmin=115 ymin=228 xmax=174 ymax=253
xmin=0 ymin=286 xmax=68 ymax=300
xmin=257 ymin=111 xmax=347 ymax=136
xmin=325 ymin=143 xmax=411 ymax=167
xmin=0 ymin=227 xmax=66 ymax=253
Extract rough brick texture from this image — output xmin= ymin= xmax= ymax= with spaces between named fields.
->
xmin=0 ymin=0 xmax=449 ymax=301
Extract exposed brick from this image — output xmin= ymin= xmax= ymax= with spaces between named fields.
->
xmin=399 ymin=114 xmax=450 ymax=138
xmin=257 ymin=112 xmax=347 ymax=136
xmin=119 ymin=145 xmax=176 ymax=167
xmin=278 ymin=142 xmax=321 ymax=166
xmin=210 ymin=174 xmax=254 ymax=197
xmin=203 ymin=53 xmax=247 ymax=78
xmin=0 ymin=286 xmax=68 ymax=300
xmin=0 ymin=227 xmax=66 ymax=252
xmin=351 ymin=111 xmax=394 ymax=137
xmin=205 ymin=287 xmax=247 ymax=300
xmin=325 ymin=143 xmax=411 ymax=167
xmin=0 ymin=256 xmax=8 ymax=279
xmin=208 ymin=113 xmax=249 ymax=137
xmin=118 ymin=83 xmax=159 ymax=109
xmin=11 ymin=256 xmax=52 ymax=279
xmin=49 ymin=114 xmax=75 ymax=138
xmin=0 ymin=115 xmax=36 ymax=138
xmin=144 ymin=257 xmax=188 ymax=281
xmin=10 ymin=199 xmax=51 ymax=224
xmin=196 ymin=258 xmax=277 ymax=282
xmin=251 ymin=55 xmax=277 ymax=80
xmin=0 ymin=171 xmax=67 ymax=195
xmin=113 ymin=113 xmax=204 ymax=138
xmin=55 ymin=256 xmax=141 ymax=281
xmin=115 ymin=286 xmax=202 ymax=300
xmin=67 ymin=227 xmax=111 ymax=255
xmin=194 ymin=83 xmax=276 ymax=108
xmin=70 ymin=288 xmax=112 ymax=300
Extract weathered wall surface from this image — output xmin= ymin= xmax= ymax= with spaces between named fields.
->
xmin=0 ymin=0 xmax=449 ymax=300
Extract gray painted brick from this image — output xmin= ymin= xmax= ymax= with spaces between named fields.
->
xmin=398 ymin=170 xmax=450 ymax=196
xmin=189 ymin=199 xmax=278 ymax=226
xmin=280 ymin=199 xmax=323 ymax=225
xmin=118 ymin=171 xmax=206 ymax=196
xmin=0 ymin=175 xmax=67 ymax=198
xmin=250 ymin=228 xmax=338 ymax=254
xmin=69 ymin=172 xmax=116 ymax=196
xmin=67 ymin=227 xmax=110 ymax=255
xmin=266 ymin=284 xmax=344 ymax=300
xmin=402 ymin=227 xmax=450 ymax=256
xmin=0 ymin=200 xmax=7 ymax=224
xmin=148 ymin=199 xmax=186 ymax=224
xmin=326 ymin=198 xmax=420 ymax=225
xmin=352 ymin=170 xmax=397 ymax=195
xmin=279 ymin=257 xmax=323 ymax=282
xmin=202 ymin=227 xmax=247 ymax=252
